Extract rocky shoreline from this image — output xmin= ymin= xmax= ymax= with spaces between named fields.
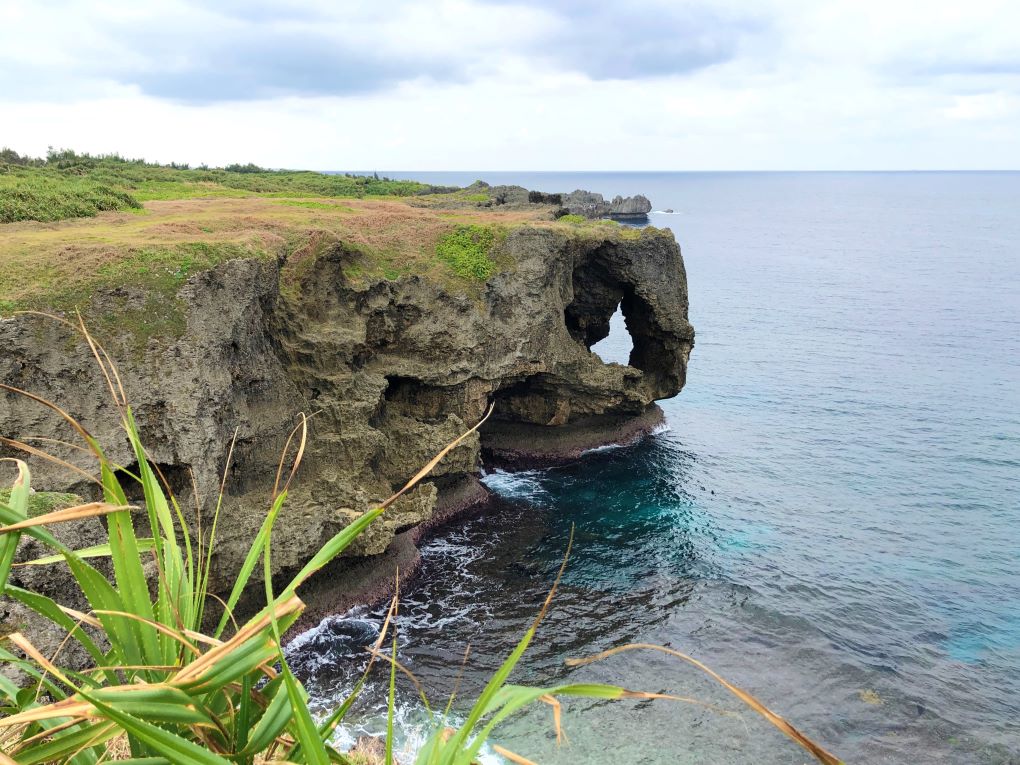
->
xmin=286 ymin=410 xmax=668 ymax=641
xmin=1 ymin=186 xmax=694 ymax=659
xmin=481 ymin=403 xmax=666 ymax=469
xmin=286 ymin=475 xmax=492 ymax=639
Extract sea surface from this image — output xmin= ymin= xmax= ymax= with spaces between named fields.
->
xmin=291 ymin=172 xmax=1020 ymax=763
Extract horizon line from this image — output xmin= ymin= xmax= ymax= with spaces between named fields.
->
xmin=329 ymin=168 xmax=1020 ymax=174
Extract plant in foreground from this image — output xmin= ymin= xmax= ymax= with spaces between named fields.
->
xmin=0 ymin=316 xmax=844 ymax=764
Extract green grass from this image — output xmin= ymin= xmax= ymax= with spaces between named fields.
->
xmin=272 ymin=199 xmax=356 ymax=212
xmin=0 ymin=489 xmax=81 ymax=518
xmin=3 ymin=238 xmax=274 ymax=349
xmin=435 ymin=225 xmax=498 ymax=281
xmin=88 ymin=241 xmax=274 ymax=347
xmin=1 ymin=153 xmax=436 ymax=223
xmin=0 ymin=172 xmax=141 ymax=223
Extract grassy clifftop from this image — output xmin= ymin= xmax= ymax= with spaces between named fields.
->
xmin=0 ymin=148 xmax=437 ymax=224
xmin=0 ymin=148 xmax=658 ymax=346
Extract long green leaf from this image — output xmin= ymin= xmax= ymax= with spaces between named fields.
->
xmin=61 ymin=552 xmax=148 ymax=672
xmin=440 ymin=625 xmax=537 ymax=762
xmin=97 ymin=458 xmax=163 ymax=671
xmin=123 ymin=408 xmax=193 ymax=639
xmin=0 ymin=460 xmax=30 ymax=593
xmin=12 ymin=719 xmax=118 ymax=765
xmin=0 ymin=647 xmax=71 ymax=702
xmin=461 ymin=683 xmax=629 ymax=765
xmin=284 ymin=506 xmax=385 ymax=595
xmin=0 ymin=502 xmax=72 ymax=556
xmin=77 ymin=690 xmax=233 ymax=765
xmin=261 ymin=485 xmax=330 ymax=765
xmin=14 ymin=537 xmax=156 ymax=566
xmin=239 ymin=677 xmax=290 ymax=757
xmin=213 ymin=490 xmax=288 ymax=639
xmin=0 ymin=495 xmax=145 ymax=672
xmin=386 ymin=632 xmax=398 ymax=765
xmin=5 ymin=585 xmax=109 ymax=668
xmin=104 ymin=506 xmax=163 ymax=671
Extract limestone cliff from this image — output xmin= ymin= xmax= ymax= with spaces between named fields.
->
xmin=0 ymin=220 xmax=693 ymax=599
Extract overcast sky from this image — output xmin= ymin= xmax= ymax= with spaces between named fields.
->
xmin=2 ymin=0 xmax=1018 ymax=170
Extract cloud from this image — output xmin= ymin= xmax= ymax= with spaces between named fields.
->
xmin=119 ymin=29 xmax=461 ymax=103
xmin=1 ymin=0 xmax=1019 ymax=169
xmin=0 ymin=0 xmax=761 ymax=104
xmin=484 ymin=1 xmax=763 ymax=81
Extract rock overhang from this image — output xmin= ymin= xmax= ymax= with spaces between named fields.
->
xmin=0 ymin=202 xmax=693 ymax=599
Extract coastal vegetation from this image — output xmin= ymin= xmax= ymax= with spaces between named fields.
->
xmin=0 ymin=146 xmax=656 ymax=333
xmin=0 ymin=148 xmax=432 ymax=224
xmin=0 ymin=321 xmax=844 ymax=764
xmin=435 ymin=224 xmax=499 ymax=280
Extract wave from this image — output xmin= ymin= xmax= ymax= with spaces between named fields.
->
xmin=479 ymin=468 xmax=549 ymax=501
xmin=580 ymin=442 xmax=625 ymax=455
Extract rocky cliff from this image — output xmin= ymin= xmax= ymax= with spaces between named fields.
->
xmin=562 ymin=190 xmax=653 ymax=221
xmin=0 ymin=210 xmax=693 ymax=612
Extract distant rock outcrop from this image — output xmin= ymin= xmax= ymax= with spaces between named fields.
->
xmin=563 ymin=190 xmax=652 ymax=221
xmin=607 ymin=194 xmax=653 ymax=220
xmin=463 ymin=183 xmax=652 ymax=222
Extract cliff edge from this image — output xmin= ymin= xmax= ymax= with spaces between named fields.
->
xmin=0 ymin=195 xmax=693 ymax=611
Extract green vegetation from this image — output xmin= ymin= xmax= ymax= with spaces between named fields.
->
xmin=0 ymin=489 xmax=81 ymax=518
xmin=0 ymin=173 xmax=141 ymax=223
xmin=87 ymin=241 xmax=274 ymax=346
xmin=1 ymin=147 xmax=433 ymax=223
xmin=1 ymin=235 xmax=274 ymax=348
xmin=555 ymin=213 xmax=623 ymax=229
xmin=272 ymin=199 xmax=356 ymax=212
xmin=435 ymin=224 xmax=498 ymax=280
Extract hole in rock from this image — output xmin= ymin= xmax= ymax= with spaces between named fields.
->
xmin=382 ymin=375 xmax=448 ymax=422
xmin=114 ymin=461 xmax=192 ymax=504
xmin=590 ymin=304 xmax=634 ymax=366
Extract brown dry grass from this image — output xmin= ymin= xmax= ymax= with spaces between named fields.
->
xmin=0 ymin=197 xmax=550 ymax=309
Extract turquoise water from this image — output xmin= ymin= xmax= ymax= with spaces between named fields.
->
xmin=295 ymin=172 xmax=1020 ymax=763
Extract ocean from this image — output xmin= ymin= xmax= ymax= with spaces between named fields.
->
xmin=291 ymin=172 xmax=1020 ymax=763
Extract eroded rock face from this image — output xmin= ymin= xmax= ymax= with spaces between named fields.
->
xmin=563 ymin=190 xmax=653 ymax=221
xmin=0 ymin=225 xmax=693 ymax=599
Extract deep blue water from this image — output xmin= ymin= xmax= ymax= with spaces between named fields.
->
xmin=295 ymin=172 xmax=1020 ymax=763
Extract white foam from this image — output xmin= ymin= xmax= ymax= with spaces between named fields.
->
xmin=580 ymin=442 xmax=625 ymax=455
xmin=479 ymin=468 xmax=548 ymax=501
xmin=324 ymin=695 xmax=503 ymax=764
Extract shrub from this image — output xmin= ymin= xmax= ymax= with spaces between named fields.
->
xmin=435 ymin=225 xmax=497 ymax=281
xmin=0 ymin=174 xmax=141 ymax=223
xmin=0 ymin=147 xmax=437 ymax=223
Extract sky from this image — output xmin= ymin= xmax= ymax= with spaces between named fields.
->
xmin=1 ymin=0 xmax=1018 ymax=170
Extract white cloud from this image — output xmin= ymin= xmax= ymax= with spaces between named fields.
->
xmin=1 ymin=0 xmax=1018 ymax=169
